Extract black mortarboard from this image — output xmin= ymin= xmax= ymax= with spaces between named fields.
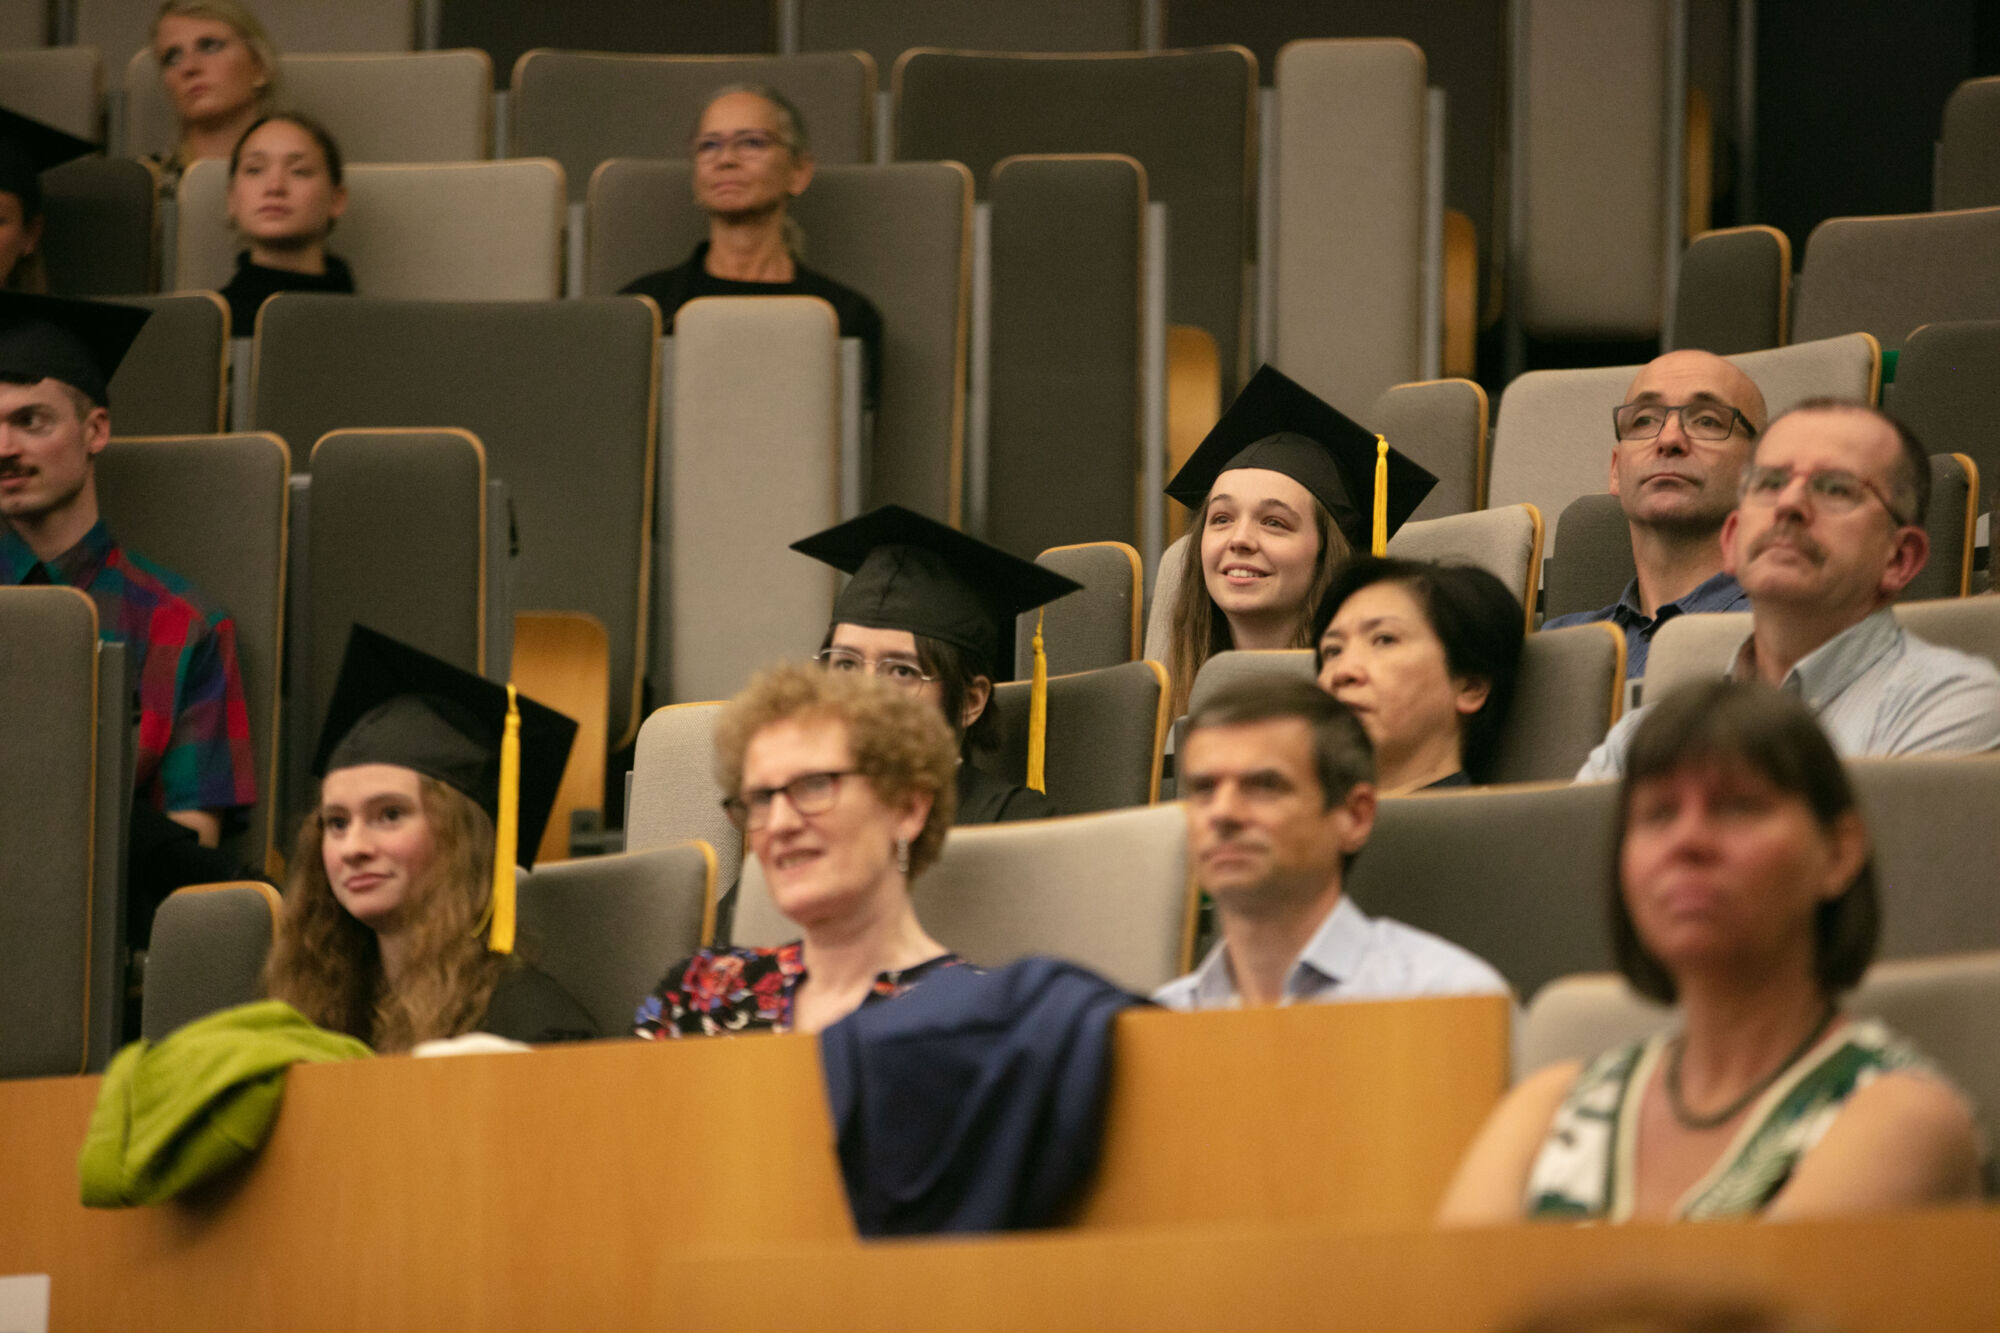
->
xmin=312 ymin=626 xmax=578 ymax=951
xmin=1165 ymin=364 xmax=1437 ymax=552
xmin=792 ymin=505 xmax=1082 ymax=673
xmin=0 ymin=291 xmax=151 ymax=408
xmin=0 ymin=104 xmax=96 ymax=217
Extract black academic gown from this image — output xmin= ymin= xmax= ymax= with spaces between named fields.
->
xmin=956 ymin=762 xmax=1057 ymax=825
xmin=478 ymin=959 xmax=598 ymax=1044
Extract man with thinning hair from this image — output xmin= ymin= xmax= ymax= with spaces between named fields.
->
xmin=1580 ymin=399 xmax=2000 ymax=779
xmin=1545 ymin=349 xmax=1769 ymax=678
xmin=1155 ymin=675 xmax=1508 ymax=1010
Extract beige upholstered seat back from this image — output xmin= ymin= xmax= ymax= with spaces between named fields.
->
xmin=986 ymin=660 xmax=1169 ymax=814
xmin=140 ymin=883 xmax=282 ymax=1042
xmin=736 ymin=803 xmax=1196 ymax=995
xmin=1367 ymin=378 xmax=1489 ymax=522
xmin=178 ymin=159 xmax=565 ymax=300
xmin=1185 ymin=648 xmax=1316 ymax=718
xmin=1938 ymin=76 xmax=2000 ymax=210
xmin=1669 ymin=225 xmax=1791 ymax=355
xmin=1892 ymin=322 xmax=2000 ymax=509
xmin=1387 ymin=504 xmax=1544 ymax=625
xmin=1017 ymin=541 xmax=1143 ymax=679
xmin=126 ymin=49 xmax=490 ymax=163
xmin=0 ymin=46 xmax=100 ymax=138
xmin=39 ymin=157 xmax=158 ymax=296
xmin=1793 ymin=206 xmax=2000 ymax=354
xmin=1491 ymin=623 xmax=1625 ymax=784
xmin=1543 ymin=493 xmax=1634 ymax=621
xmin=108 ymin=292 xmax=229 ymax=435
xmin=628 ymin=702 xmax=742 ymax=897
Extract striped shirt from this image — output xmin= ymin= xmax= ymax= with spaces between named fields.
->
xmin=2 ymin=520 xmax=255 ymax=818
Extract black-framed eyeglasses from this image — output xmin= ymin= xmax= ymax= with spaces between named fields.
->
xmin=721 ymin=769 xmax=857 ymax=831
xmin=812 ymin=648 xmax=936 ymax=690
xmin=1737 ymin=465 xmax=1912 ymax=527
xmin=1612 ymin=401 xmax=1755 ymax=443
xmin=691 ymin=129 xmax=789 ymax=160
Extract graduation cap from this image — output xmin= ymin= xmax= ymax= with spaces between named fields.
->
xmin=0 ymin=291 xmax=151 ymax=408
xmin=1165 ymin=364 xmax=1437 ymax=555
xmin=312 ymin=625 xmax=578 ymax=954
xmin=0 ymin=104 xmax=96 ymax=218
xmin=793 ymin=505 xmax=1082 ymax=792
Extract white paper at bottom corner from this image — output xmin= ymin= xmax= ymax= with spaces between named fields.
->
xmin=0 ymin=1274 xmax=50 ymax=1333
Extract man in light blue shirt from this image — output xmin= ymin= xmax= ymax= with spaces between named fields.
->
xmin=1154 ymin=676 xmax=1509 ymax=1011
xmin=1544 ymin=350 xmax=1768 ymax=678
xmin=1580 ymin=399 xmax=2000 ymax=780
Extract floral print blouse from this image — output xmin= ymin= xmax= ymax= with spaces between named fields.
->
xmin=634 ymin=941 xmax=966 ymax=1038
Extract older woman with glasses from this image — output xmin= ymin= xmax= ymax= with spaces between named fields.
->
xmin=619 ymin=83 xmax=883 ymax=405
xmin=634 ymin=661 xmax=966 ymax=1038
xmin=790 ymin=505 xmax=1081 ymax=825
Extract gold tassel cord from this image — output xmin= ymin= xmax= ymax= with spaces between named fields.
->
xmin=1026 ymin=609 xmax=1049 ymax=793
xmin=1371 ymin=434 xmax=1390 ymax=556
xmin=488 ymin=683 xmax=521 ymax=954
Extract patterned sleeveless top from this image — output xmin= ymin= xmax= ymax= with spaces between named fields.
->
xmin=1524 ymin=1017 xmax=1943 ymax=1220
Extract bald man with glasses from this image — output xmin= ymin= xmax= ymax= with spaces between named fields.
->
xmin=1578 ymin=399 xmax=2000 ymax=780
xmin=1546 ymin=350 xmax=1770 ymax=678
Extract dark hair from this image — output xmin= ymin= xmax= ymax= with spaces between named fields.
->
xmin=1610 ymin=678 xmax=1879 ymax=1004
xmin=1311 ymin=557 xmax=1524 ymax=781
xmin=817 ymin=625 xmax=1001 ymax=756
xmin=1774 ymin=397 xmax=1930 ymax=527
xmin=229 ymin=110 xmax=345 ymax=185
xmin=1185 ymin=674 xmax=1375 ymax=808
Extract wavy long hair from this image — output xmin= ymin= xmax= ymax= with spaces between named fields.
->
xmin=262 ymin=775 xmax=505 ymax=1053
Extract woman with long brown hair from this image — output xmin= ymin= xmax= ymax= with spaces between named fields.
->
xmin=1161 ymin=365 xmax=1434 ymax=719
xmin=263 ymin=627 xmax=595 ymax=1052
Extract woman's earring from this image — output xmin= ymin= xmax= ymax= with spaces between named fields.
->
xmin=895 ymin=836 xmax=911 ymax=878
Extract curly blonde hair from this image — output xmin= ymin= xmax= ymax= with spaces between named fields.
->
xmin=262 ymin=775 xmax=504 ymax=1053
xmin=716 ymin=661 xmax=958 ymax=877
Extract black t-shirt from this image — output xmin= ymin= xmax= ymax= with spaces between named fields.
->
xmin=219 ymin=252 xmax=355 ymax=335
xmin=621 ymin=241 xmax=883 ymax=407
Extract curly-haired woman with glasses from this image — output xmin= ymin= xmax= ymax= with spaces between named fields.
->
xmin=634 ymin=661 xmax=967 ymax=1038
xmin=619 ymin=83 xmax=883 ymax=405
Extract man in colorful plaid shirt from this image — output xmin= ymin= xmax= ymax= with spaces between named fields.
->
xmin=0 ymin=293 xmax=256 ymax=913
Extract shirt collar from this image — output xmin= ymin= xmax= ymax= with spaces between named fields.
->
xmin=1731 ymin=607 xmax=1902 ymax=708
xmin=1610 ymin=569 xmax=1745 ymax=626
xmin=1191 ymin=894 xmax=1373 ymax=1006
xmin=0 ymin=519 xmax=114 ymax=588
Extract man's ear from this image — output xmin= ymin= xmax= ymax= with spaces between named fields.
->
xmin=1720 ymin=508 xmax=1743 ymax=575
xmin=1607 ymin=449 xmax=1622 ymax=496
xmin=1877 ymin=523 xmax=1929 ymax=599
xmin=1337 ymin=781 xmax=1377 ymax=854
xmin=81 ymin=405 xmax=111 ymax=457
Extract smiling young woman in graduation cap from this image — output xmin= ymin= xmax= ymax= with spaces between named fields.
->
xmin=0 ymin=106 xmax=97 ymax=292
xmin=1162 ymin=364 xmax=1436 ymax=719
xmin=792 ymin=504 xmax=1083 ymax=824
xmin=262 ymin=626 xmax=598 ymax=1051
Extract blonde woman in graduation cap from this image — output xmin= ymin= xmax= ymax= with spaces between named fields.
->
xmin=1159 ymin=365 xmax=1436 ymax=720
xmin=263 ymin=626 xmax=597 ymax=1052
xmin=793 ymin=504 xmax=1082 ymax=824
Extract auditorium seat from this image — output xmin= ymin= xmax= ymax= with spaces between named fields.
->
xmin=666 ymin=296 xmax=840 ymax=706
xmin=0 ymin=0 xmax=45 ymax=46
xmin=1387 ymin=504 xmax=1543 ymax=626
xmin=984 ymin=660 xmax=1170 ymax=815
xmin=0 ymin=45 xmax=100 ymax=139
xmin=96 ymin=433 xmax=289 ymax=872
xmin=139 ymin=882 xmax=280 ymax=1042
xmin=1936 ymin=76 xmax=2000 ymax=210
xmin=106 ymin=292 xmax=228 ymax=435
xmin=250 ymin=295 xmax=658 ymax=751
xmin=893 ymin=47 xmax=1257 ymax=398
xmin=1791 ymin=205 xmax=2000 ymax=354
xmin=1904 ymin=453 xmax=1978 ymax=602
xmin=1489 ymin=623 xmax=1625 ymax=784
xmin=984 ymin=153 xmax=1145 ymax=553
xmin=1368 ymin=378 xmax=1489 ymax=523
xmin=797 ymin=0 xmax=1143 ymax=72
xmin=1016 ymin=541 xmax=1142 ymax=679
xmin=1489 ymin=333 xmax=1881 ymax=553
xmin=124 ymin=49 xmax=493 ymax=163
xmin=517 ymin=842 xmax=716 ymax=1039
xmin=177 ymin=159 xmax=565 ymax=301
xmin=1668 ymin=224 xmax=1791 ymax=355
xmin=1889 ymin=321 xmax=2000 ymax=516
xmin=0 ymin=587 xmax=128 ymax=1075
xmin=288 ymin=429 xmax=502 ymax=838
xmin=437 ymin=0 xmax=777 ymax=89
xmin=79 ymin=0 xmax=416 ymax=72
xmin=37 ymin=156 xmax=157 ymax=296
xmin=511 ymin=612 xmax=610 ymax=865
xmin=1519 ymin=954 xmax=2000 ymax=1155
xmin=511 ymin=49 xmax=875 ymax=206
xmin=627 ymin=701 xmax=740 ymax=899
xmin=734 ymin=802 xmax=1197 ymax=996
xmin=587 ymin=158 xmax=971 ymax=522
xmin=1542 ymin=494 xmax=1631 ymax=622
xmin=1268 ymin=38 xmax=1428 ymax=415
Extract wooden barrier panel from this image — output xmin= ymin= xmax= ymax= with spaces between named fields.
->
xmin=0 ymin=998 xmax=1512 ymax=1328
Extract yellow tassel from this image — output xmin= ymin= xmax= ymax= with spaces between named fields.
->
xmin=1371 ymin=434 xmax=1390 ymax=556
xmin=1026 ymin=609 xmax=1049 ymax=793
xmin=488 ymin=683 xmax=521 ymax=954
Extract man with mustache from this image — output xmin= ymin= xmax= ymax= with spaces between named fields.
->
xmin=1154 ymin=676 xmax=1508 ymax=1010
xmin=1578 ymin=398 xmax=2000 ymax=779
xmin=0 ymin=293 xmax=257 ymax=929
xmin=1545 ymin=350 xmax=1768 ymax=678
